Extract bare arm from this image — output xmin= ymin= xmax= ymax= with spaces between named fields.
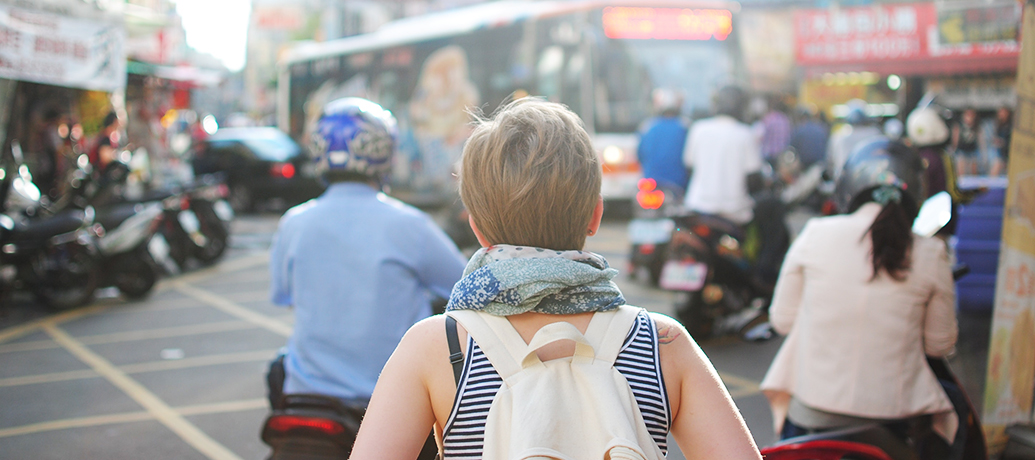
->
xmin=349 ymin=317 xmax=445 ymax=460
xmin=655 ymin=313 xmax=762 ymax=460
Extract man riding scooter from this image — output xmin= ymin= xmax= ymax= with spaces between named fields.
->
xmin=681 ymin=85 xmax=787 ymax=286
xmin=264 ymin=97 xmax=467 ymax=459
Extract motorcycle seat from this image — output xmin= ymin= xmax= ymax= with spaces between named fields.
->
xmin=8 ymin=209 xmax=87 ymax=242
xmin=771 ymin=423 xmax=918 ymax=460
xmin=94 ymin=203 xmax=148 ymax=231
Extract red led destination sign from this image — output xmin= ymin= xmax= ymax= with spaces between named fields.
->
xmin=602 ymin=6 xmax=732 ymax=40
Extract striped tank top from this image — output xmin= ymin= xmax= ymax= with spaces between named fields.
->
xmin=441 ymin=310 xmax=671 ymax=459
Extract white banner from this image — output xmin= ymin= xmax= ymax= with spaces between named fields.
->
xmin=0 ymin=5 xmax=125 ymax=91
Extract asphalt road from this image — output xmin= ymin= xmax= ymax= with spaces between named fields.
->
xmin=0 ymin=209 xmax=990 ymax=459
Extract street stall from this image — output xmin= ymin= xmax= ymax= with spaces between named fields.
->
xmin=125 ymin=61 xmax=223 ymax=188
xmin=0 ymin=1 xmax=125 ymax=196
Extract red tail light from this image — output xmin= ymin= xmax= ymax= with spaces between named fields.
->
xmin=180 ymin=197 xmax=191 ymax=210
xmin=266 ymin=415 xmax=346 ymax=436
xmin=217 ymin=184 xmax=229 ymax=198
xmin=636 ymin=178 xmax=665 ymax=210
xmin=271 ymin=163 xmax=296 ymax=179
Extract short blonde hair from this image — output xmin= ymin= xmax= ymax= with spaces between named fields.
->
xmin=460 ymin=97 xmax=601 ymax=250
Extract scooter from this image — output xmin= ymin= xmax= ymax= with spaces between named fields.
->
xmin=627 ymin=178 xmax=682 ymax=285
xmin=49 ymin=156 xmax=171 ymax=299
xmin=154 ymin=175 xmax=233 ymax=271
xmin=0 ymin=142 xmax=101 ymax=310
xmin=658 ymin=211 xmax=776 ymax=340
xmin=183 ymin=174 xmax=233 ymax=265
xmin=259 ymin=354 xmax=368 ymax=460
xmin=760 ymin=267 xmax=986 ymax=460
xmin=757 ymin=192 xmax=986 ymax=460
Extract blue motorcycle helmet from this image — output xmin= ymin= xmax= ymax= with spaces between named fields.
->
xmin=311 ymin=97 xmax=398 ymax=186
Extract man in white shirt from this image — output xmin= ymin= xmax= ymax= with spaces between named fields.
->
xmin=682 ymin=85 xmax=764 ymax=225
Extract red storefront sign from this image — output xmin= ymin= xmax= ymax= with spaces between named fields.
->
xmin=795 ymin=2 xmax=1020 ymax=74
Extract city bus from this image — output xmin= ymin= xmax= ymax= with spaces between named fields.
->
xmin=278 ymin=0 xmax=744 ymax=207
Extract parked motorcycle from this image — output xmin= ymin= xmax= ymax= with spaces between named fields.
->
xmin=627 ymin=178 xmax=682 ymax=285
xmin=0 ymin=143 xmax=100 ymax=309
xmin=154 ymin=174 xmax=233 ymax=271
xmin=47 ymin=156 xmax=171 ymax=299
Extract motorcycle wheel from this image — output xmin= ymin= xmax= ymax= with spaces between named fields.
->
xmin=34 ymin=243 xmax=99 ymax=311
xmin=113 ymin=252 xmax=158 ymax=300
xmin=191 ymin=203 xmax=229 ymax=264
xmin=674 ymin=290 xmax=714 ymax=341
xmin=162 ymin=220 xmax=191 ymax=271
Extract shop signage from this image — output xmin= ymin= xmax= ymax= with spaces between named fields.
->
xmin=0 ymin=4 xmax=126 ymax=91
xmin=795 ymin=1 xmax=1019 ymax=67
xmin=602 ymin=7 xmax=733 ymax=41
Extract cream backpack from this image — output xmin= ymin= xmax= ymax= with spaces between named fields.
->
xmin=447 ymin=305 xmax=665 ymax=460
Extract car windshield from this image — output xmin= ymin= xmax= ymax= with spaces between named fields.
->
xmin=235 ymin=131 xmax=301 ymax=161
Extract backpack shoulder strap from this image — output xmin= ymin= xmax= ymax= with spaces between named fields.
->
xmin=444 ymin=315 xmax=463 ymax=386
xmin=583 ymin=305 xmax=642 ymax=364
xmin=446 ymin=310 xmax=525 ymax=378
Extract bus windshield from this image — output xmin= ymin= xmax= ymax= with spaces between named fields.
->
xmin=280 ymin=2 xmax=740 ymax=205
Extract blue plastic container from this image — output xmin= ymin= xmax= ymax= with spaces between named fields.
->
xmin=953 ymin=177 xmax=1008 ymax=313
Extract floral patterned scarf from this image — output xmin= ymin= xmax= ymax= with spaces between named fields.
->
xmin=445 ymin=244 xmax=625 ymax=316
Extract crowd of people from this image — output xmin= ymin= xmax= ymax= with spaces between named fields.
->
xmin=256 ymin=84 xmax=1000 ymax=459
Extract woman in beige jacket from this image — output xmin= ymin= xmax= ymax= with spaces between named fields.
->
xmin=760 ymin=139 xmax=958 ymax=444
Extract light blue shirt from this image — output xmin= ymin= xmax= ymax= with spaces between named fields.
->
xmin=269 ymin=182 xmax=467 ymax=400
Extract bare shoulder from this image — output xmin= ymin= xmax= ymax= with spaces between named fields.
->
xmin=400 ymin=315 xmax=448 ymax=350
xmin=647 ymin=312 xmax=690 ymax=346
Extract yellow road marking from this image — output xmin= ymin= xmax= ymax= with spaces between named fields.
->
xmin=78 ymin=320 xmax=259 ymax=345
xmin=718 ymin=372 xmax=762 ymax=399
xmin=0 ymin=320 xmax=258 ymax=355
xmin=0 ymin=411 xmax=154 ymax=438
xmin=172 ymin=281 xmax=291 ymax=338
xmin=0 ymin=339 xmax=61 ymax=354
xmin=0 ymin=303 xmax=112 ymax=345
xmin=0 ymin=349 xmax=278 ymax=388
xmin=177 ymin=398 xmax=268 ymax=416
xmin=0 ymin=252 xmax=270 ymax=345
xmin=0 ymin=398 xmax=269 ymax=439
xmin=0 ymin=369 xmax=100 ymax=387
xmin=221 ymin=290 xmax=273 ymax=303
xmin=42 ymin=323 xmax=243 ymax=460
xmin=120 ymin=349 xmax=278 ymax=374
xmin=174 ymin=253 xmax=270 ymax=286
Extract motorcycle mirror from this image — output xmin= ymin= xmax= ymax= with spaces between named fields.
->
xmin=741 ymin=322 xmax=775 ymax=342
xmin=912 ymin=192 xmax=952 ymax=238
xmin=10 ymin=140 xmax=24 ymax=164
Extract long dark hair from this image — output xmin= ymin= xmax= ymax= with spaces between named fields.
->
xmin=851 ymin=187 xmax=918 ymax=281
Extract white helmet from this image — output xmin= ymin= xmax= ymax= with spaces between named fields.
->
xmin=906 ymin=107 xmax=949 ymax=147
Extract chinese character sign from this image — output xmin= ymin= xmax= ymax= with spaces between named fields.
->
xmin=795 ymin=2 xmax=1019 ymax=66
xmin=0 ymin=5 xmax=126 ymax=92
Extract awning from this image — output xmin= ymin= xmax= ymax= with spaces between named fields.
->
xmin=127 ymin=61 xmax=224 ymax=87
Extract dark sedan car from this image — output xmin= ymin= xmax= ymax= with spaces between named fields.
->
xmin=192 ymin=127 xmax=325 ymax=212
